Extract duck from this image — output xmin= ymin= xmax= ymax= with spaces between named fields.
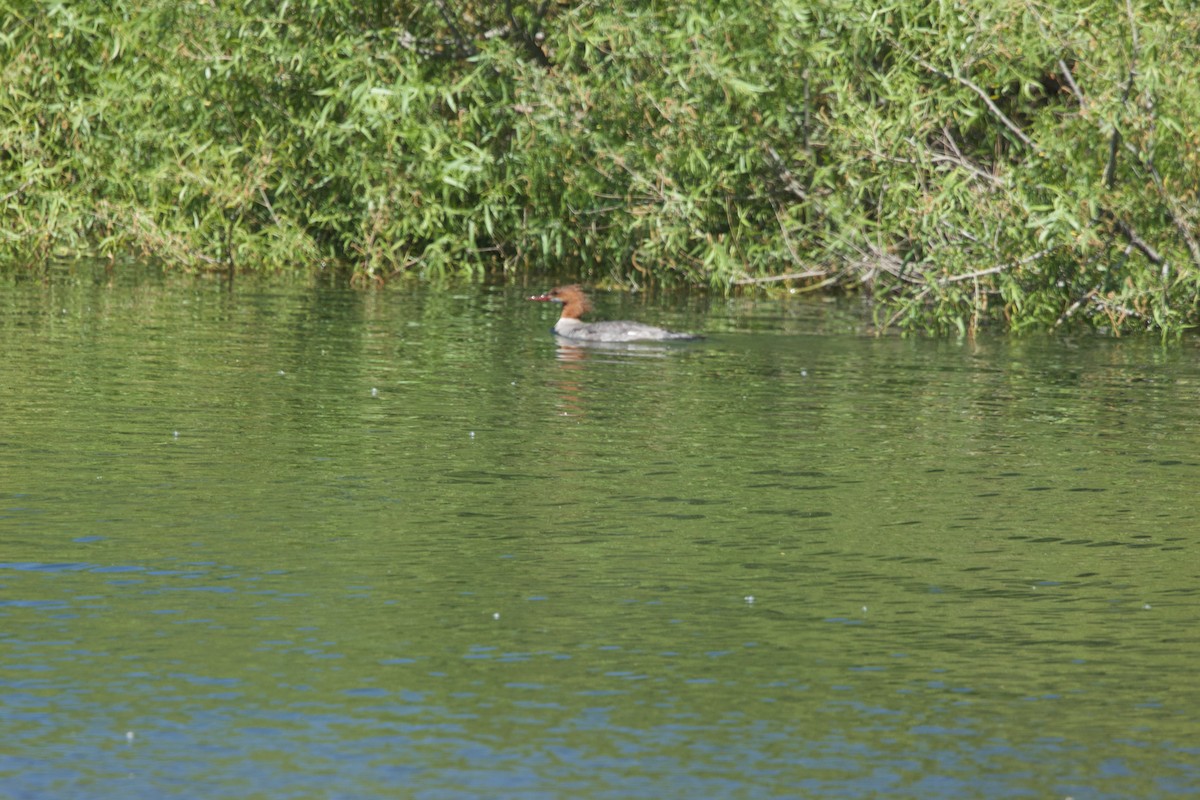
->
xmin=528 ymin=285 xmax=701 ymax=342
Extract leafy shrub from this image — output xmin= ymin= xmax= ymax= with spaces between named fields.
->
xmin=2 ymin=1 xmax=1198 ymax=333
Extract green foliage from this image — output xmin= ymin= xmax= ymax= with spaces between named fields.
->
xmin=2 ymin=0 xmax=1199 ymax=333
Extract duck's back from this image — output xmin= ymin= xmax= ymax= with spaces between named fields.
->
xmin=555 ymin=318 xmax=699 ymax=342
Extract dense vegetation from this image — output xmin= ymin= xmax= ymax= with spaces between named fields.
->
xmin=3 ymin=1 xmax=1199 ymax=333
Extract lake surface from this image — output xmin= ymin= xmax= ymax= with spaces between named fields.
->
xmin=2 ymin=268 xmax=1198 ymax=798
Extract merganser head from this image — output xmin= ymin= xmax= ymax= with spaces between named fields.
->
xmin=527 ymin=285 xmax=593 ymax=319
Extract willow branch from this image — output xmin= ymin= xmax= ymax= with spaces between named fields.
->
xmin=505 ymin=0 xmax=552 ymax=67
xmin=907 ymin=51 xmax=1036 ymax=150
xmin=1054 ymin=288 xmax=1098 ymax=329
xmin=1124 ymin=142 xmax=1200 ymax=269
xmin=940 ymin=248 xmax=1053 ymax=284
xmin=1106 ymin=0 xmax=1140 ymax=189
xmin=1111 ymin=215 xmax=1164 ymax=265
xmin=882 ymin=287 xmax=931 ymax=331
xmin=1057 ymin=59 xmax=1086 ymax=111
xmin=764 ymin=145 xmax=807 ymax=200
xmin=432 ymin=0 xmax=477 ymax=57
xmin=0 ymin=179 xmax=34 ymax=204
xmin=734 ymin=269 xmax=831 ymax=286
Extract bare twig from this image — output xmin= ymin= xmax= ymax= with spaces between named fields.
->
xmin=1057 ymin=59 xmax=1086 ymax=111
xmin=883 ymin=286 xmax=930 ymax=330
xmin=875 ymin=139 xmax=1004 ymax=189
xmin=1123 ymin=141 xmax=1200 ymax=269
xmin=764 ymin=145 xmax=807 ymax=200
xmin=384 ymin=254 xmax=429 ymax=281
xmin=1092 ymin=293 xmax=1143 ymax=321
xmin=94 ymin=201 xmax=225 ymax=267
xmin=397 ymin=28 xmax=482 ymax=59
xmin=969 ymin=275 xmax=982 ymax=338
xmin=505 ymin=0 xmax=552 ymax=67
xmin=734 ymin=269 xmax=830 ymax=286
xmin=792 ymin=273 xmax=847 ymax=294
xmin=930 ymin=133 xmax=1004 ymax=187
xmin=1106 ymin=0 xmax=1140 ymax=189
xmin=940 ymin=248 xmax=1053 ymax=284
xmin=1101 ymin=4 xmax=1200 ymax=272
xmin=937 ymin=220 xmax=980 ymax=244
xmin=1055 ymin=288 xmax=1098 ymax=328
xmin=767 ymin=197 xmax=804 ymax=266
xmin=907 ymin=50 xmax=1036 ymax=150
xmin=432 ymin=0 xmax=478 ymax=58
xmin=1111 ymin=216 xmax=1164 ymax=265
xmin=258 ymin=188 xmax=282 ymax=227
xmin=0 ymin=179 xmax=34 ymax=204
xmin=818 ymin=234 xmax=917 ymax=285
xmin=1125 ymin=0 xmax=1140 ymax=57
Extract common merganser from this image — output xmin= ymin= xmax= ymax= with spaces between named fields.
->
xmin=528 ymin=285 xmax=701 ymax=342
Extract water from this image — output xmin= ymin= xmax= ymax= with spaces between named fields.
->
xmin=2 ymin=268 xmax=1198 ymax=798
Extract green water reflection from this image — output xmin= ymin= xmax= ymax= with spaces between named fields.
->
xmin=1 ymin=270 xmax=1198 ymax=798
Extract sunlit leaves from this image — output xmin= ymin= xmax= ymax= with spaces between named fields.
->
xmin=1 ymin=0 xmax=1199 ymax=332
